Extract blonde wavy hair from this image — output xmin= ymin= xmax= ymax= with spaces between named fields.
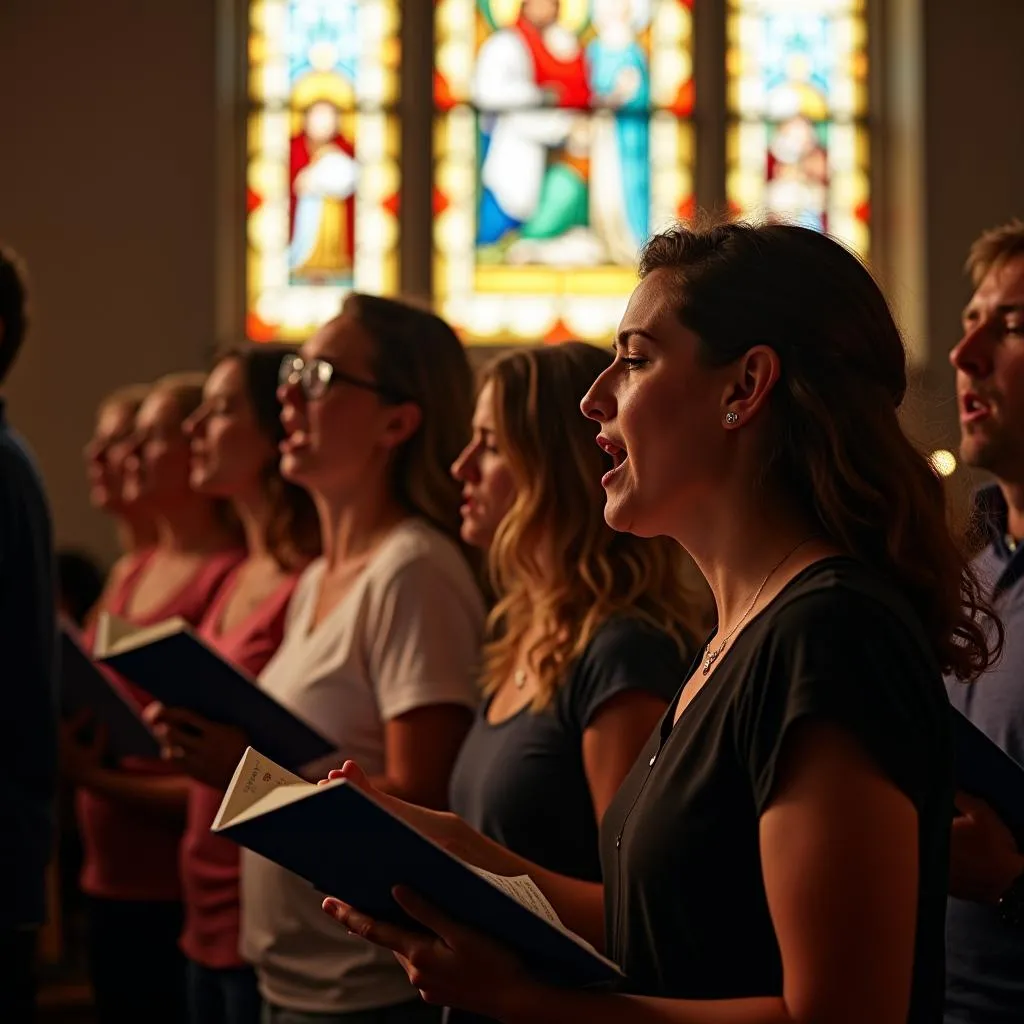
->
xmin=342 ymin=293 xmax=474 ymax=545
xmin=480 ymin=342 xmax=709 ymax=711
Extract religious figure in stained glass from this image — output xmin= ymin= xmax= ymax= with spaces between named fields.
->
xmin=289 ymin=99 xmax=357 ymax=281
xmin=726 ymin=0 xmax=869 ymax=256
xmin=435 ymin=0 xmax=694 ymax=344
xmin=472 ymin=0 xmax=653 ymax=270
xmin=246 ymin=0 xmax=400 ymax=342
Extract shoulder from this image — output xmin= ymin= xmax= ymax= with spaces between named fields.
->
xmin=563 ymin=615 xmax=686 ymax=724
xmin=0 ymin=424 xmax=46 ymax=497
xmin=580 ymin=615 xmax=686 ymax=667
xmin=0 ymin=424 xmax=51 ymax=538
xmin=479 ymin=28 xmax=529 ymax=60
xmin=765 ymin=558 xmax=933 ymax=662
xmin=367 ymin=520 xmax=479 ymax=598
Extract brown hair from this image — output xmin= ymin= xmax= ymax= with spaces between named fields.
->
xmin=638 ymin=219 xmax=1000 ymax=682
xmin=99 ymin=382 xmax=151 ymax=420
xmin=214 ymin=346 xmax=320 ymax=571
xmin=965 ymin=218 xmax=1024 ymax=286
xmin=151 ymin=372 xmax=208 ymax=421
xmin=480 ymin=342 xmax=709 ymax=710
xmin=340 ymin=293 xmax=474 ymax=545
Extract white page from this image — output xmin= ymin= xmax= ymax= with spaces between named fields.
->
xmin=466 ymin=864 xmax=619 ymax=970
xmin=213 ymin=746 xmax=309 ymax=829
xmin=94 ymin=611 xmax=190 ymax=657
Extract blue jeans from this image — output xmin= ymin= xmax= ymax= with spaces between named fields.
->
xmin=186 ymin=959 xmax=261 ymax=1024
xmin=260 ymin=999 xmax=441 ymax=1024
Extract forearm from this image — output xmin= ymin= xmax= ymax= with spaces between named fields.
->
xmin=501 ymin=986 xmax=791 ymax=1024
xmin=78 ymin=768 xmax=189 ymax=816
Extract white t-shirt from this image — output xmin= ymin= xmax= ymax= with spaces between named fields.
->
xmin=240 ymin=518 xmax=484 ymax=1013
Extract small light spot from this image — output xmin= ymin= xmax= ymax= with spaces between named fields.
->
xmin=929 ymin=449 xmax=957 ymax=477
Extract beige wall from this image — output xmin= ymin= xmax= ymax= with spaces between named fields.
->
xmin=1 ymin=0 xmax=1022 ymax=566
xmin=0 ymin=0 xmax=217 ymax=566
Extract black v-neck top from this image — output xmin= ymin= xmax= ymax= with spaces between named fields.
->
xmin=600 ymin=558 xmax=951 ymax=1022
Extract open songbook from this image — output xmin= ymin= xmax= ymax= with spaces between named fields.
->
xmin=60 ymin=623 xmax=161 ymax=759
xmin=213 ymin=747 xmax=624 ymax=988
xmin=94 ymin=613 xmax=335 ymax=772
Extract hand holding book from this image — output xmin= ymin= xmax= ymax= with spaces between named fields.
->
xmin=213 ymin=748 xmax=621 ymax=989
xmin=322 ymin=884 xmax=540 ymax=1019
xmin=319 ymin=761 xmax=512 ymax=875
xmin=144 ymin=702 xmax=249 ymax=789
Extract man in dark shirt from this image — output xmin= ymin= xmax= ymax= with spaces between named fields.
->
xmin=0 ymin=247 xmax=58 ymax=1023
xmin=945 ymin=219 xmax=1024 ymax=1023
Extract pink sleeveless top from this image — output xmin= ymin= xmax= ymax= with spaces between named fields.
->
xmin=77 ymin=548 xmax=244 ymax=902
xmin=180 ymin=567 xmax=297 ymax=967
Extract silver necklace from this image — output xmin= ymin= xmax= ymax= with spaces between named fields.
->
xmin=701 ymin=538 xmax=815 ymax=676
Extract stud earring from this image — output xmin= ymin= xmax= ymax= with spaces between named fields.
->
xmin=724 ymin=411 xmax=739 ymax=426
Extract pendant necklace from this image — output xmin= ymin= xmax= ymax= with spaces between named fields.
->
xmin=514 ymin=669 xmax=527 ymax=689
xmin=701 ymin=537 xmax=815 ymax=676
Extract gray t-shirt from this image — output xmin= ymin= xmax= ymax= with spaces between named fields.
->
xmin=449 ymin=616 xmax=687 ymax=883
xmin=946 ymin=485 xmax=1024 ymax=1023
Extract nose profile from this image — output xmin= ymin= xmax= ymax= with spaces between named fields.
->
xmin=581 ymin=369 xmax=612 ymax=423
xmin=451 ymin=442 xmax=478 ymax=483
xmin=950 ymin=320 xmax=994 ymax=378
xmin=182 ymin=408 xmax=204 ymax=439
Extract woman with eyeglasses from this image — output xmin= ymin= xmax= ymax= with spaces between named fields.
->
xmin=142 ymin=346 xmax=321 ymax=1024
xmin=214 ymin=295 xmax=483 ymax=1024
xmin=63 ymin=372 xmax=244 ymax=1024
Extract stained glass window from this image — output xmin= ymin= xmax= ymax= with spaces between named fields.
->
xmin=246 ymin=0 xmax=401 ymax=342
xmin=725 ymin=0 xmax=870 ymax=257
xmin=433 ymin=0 xmax=695 ymax=345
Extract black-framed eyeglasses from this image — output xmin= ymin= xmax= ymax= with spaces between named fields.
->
xmin=278 ymin=354 xmax=403 ymax=403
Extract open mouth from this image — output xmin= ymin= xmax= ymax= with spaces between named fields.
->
xmin=961 ymin=392 xmax=992 ymax=423
xmin=596 ymin=435 xmax=628 ymax=484
xmin=280 ymin=428 xmax=310 ymax=454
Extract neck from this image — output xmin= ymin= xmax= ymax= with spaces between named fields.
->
xmin=999 ymin=481 xmax=1024 ymax=541
xmin=115 ymin=514 xmax=157 ymax=554
xmin=154 ymin=496 xmax=236 ymax=555
xmin=232 ymin=487 xmax=274 ymax=561
xmin=675 ymin=493 xmax=823 ymax=636
xmin=315 ymin=480 xmax=405 ymax=569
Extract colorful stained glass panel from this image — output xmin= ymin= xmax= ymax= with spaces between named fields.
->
xmin=246 ymin=0 xmax=401 ymax=343
xmin=434 ymin=0 xmax=695 ymax=345
xmin=725 ymin=0 xmax=869 ymax=257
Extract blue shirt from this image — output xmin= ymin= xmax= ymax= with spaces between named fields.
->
xmin=946 ymin=484 xmax=1024 ymax=1023
xmin=0 ymin=398 xmax=58 ymax=929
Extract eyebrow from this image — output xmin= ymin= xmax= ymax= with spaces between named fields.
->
xmin=614 ymin=328 xmax=659 ymax=351
xmin=964 ymin=302 xmax=1024 ymax=319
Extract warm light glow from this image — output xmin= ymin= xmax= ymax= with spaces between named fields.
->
xmin=929 ymin=449 xmax=957 ymax=478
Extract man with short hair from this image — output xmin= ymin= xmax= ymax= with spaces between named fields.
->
xmin=946 ymin=218 xmax=1024 ymax=1023
xmin=0 ymin=247 xmax=58 ymax=1023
